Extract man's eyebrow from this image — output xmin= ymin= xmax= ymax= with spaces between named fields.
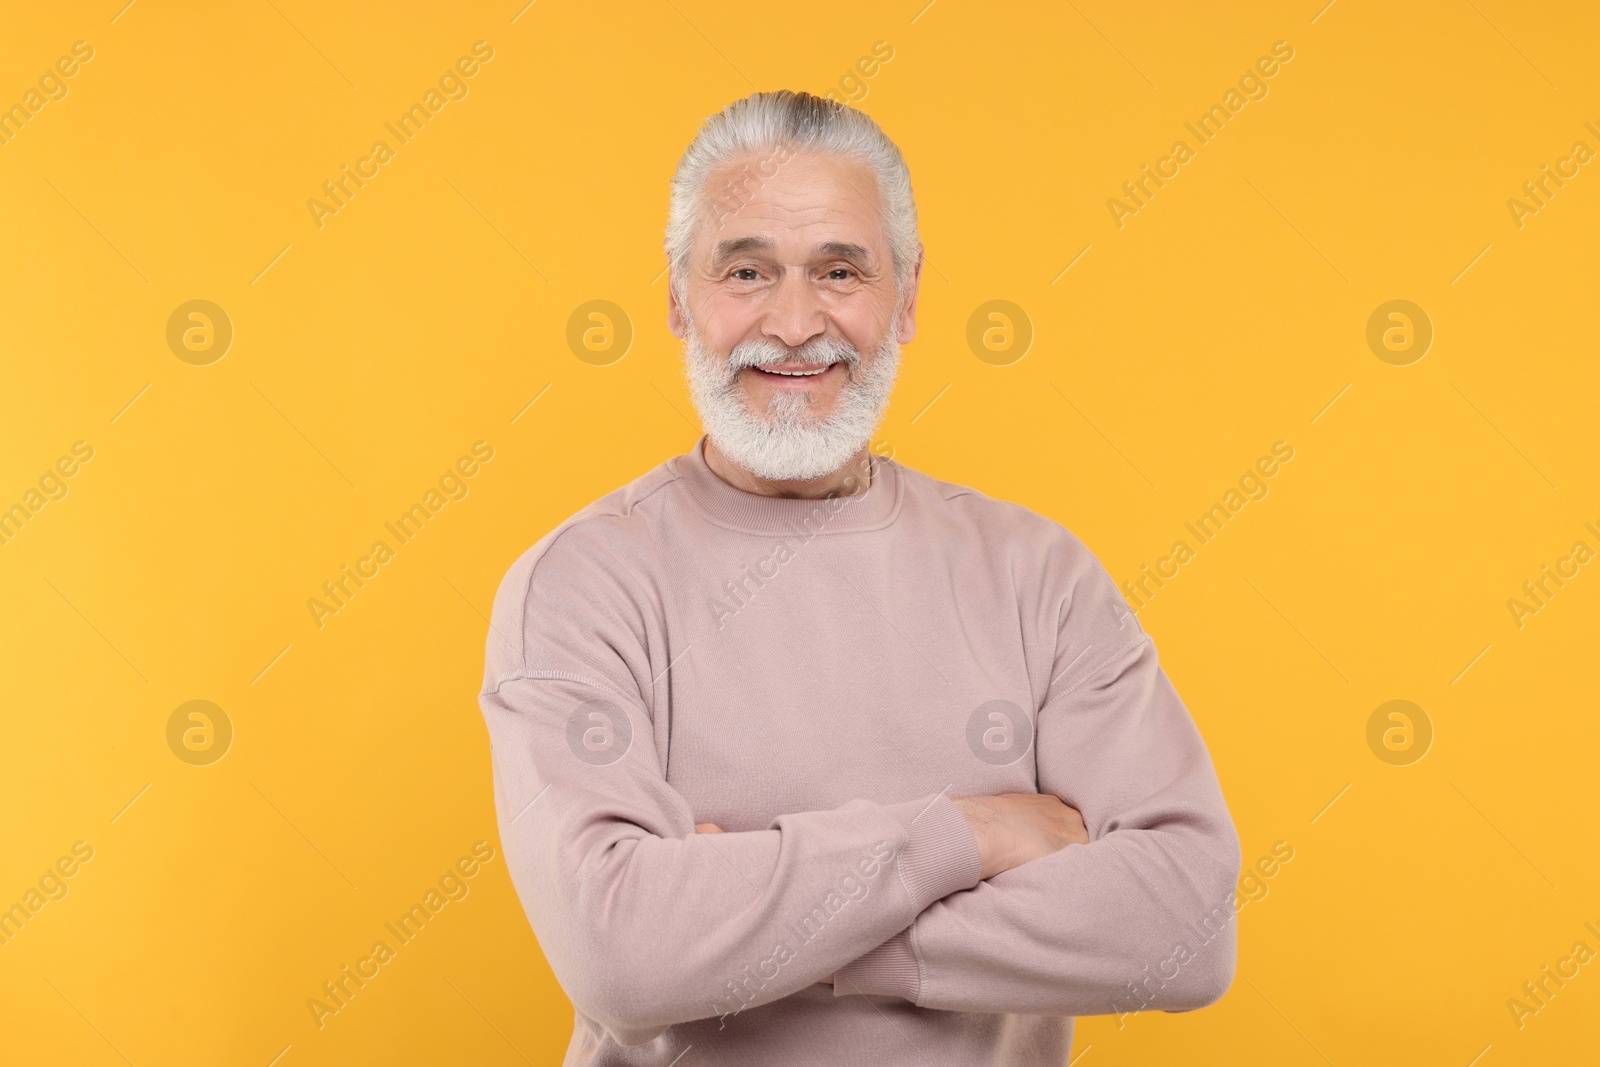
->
xmin=710 ymin=236 xmax=774 ymax=267
xmin=817 ymin=241 xmax=872 ymax=263
xmin=709 ymin=237 xmax=876 ymax=270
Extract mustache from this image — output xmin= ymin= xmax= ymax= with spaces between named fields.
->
xmin=725 ymin=336 xmax=861 ymax=377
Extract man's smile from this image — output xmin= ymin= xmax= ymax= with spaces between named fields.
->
xmin=746 ymin=361 xmax=844 ymax=385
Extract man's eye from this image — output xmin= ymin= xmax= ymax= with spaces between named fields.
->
xmin=826 ymin=268 xmax=855 ymax=280
xmin=731 ymin=268 xmax=760 ymax=281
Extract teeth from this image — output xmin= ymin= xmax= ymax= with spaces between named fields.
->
xmin=763 ymin=366 xmax=829 ymax=376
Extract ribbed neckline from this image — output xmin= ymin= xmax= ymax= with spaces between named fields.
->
xmin=673 ymin=434 xmax=903 ymax=536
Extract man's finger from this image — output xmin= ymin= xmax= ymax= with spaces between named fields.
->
xmin=695 ymin=822 xmax=725 ymax=833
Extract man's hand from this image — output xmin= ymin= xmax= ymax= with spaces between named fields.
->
xmin=951 ymin=793 xmax=1088 ymax=880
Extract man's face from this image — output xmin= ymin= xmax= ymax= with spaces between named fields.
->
xmin=669 ymin=149 xmax=921 ymax=481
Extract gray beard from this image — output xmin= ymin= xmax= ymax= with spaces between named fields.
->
xmin=682 ymin=319 xmax=900 ymax=482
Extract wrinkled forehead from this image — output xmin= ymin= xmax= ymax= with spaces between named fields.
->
xmin=692 ymin=149 xmax=890 ymax=266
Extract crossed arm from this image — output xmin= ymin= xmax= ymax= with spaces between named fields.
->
xmin=697 ymin=635 xmax=1242 ymax=1015
xmin=485 ymin=645 xmax=1239 ymax=1044
xmin=696 ymin=790 xmax=1094 ymax=985
xmin=699 ymin=793 xmax=1091 ymax=882
xmin=483 ymin=540 xmax=1241 ymax=1045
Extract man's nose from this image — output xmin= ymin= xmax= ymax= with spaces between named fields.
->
xmin=763 ymin=272 xmax=827 ymax=349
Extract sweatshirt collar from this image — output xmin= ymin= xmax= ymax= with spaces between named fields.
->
xmin=675 ymin=434 xmax=903 ymax=536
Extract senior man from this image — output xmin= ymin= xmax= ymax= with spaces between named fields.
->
xmin=480 ymin=90 xmax=1241 ymax=1065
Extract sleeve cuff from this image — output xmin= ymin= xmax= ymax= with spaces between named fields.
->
xmin=881 ymin=791 xmax=984 ymax=908
xmin=832 ymin=927 xmax=922 ymax=1001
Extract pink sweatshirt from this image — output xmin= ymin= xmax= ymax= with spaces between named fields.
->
xmin=480 ymin=436 xmax=1241 ymax=1065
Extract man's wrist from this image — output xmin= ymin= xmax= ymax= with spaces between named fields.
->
xmin=831 ymin=928 xmax=921 ymax=1001
xmin=950 ymin=795 xmax=1002 ymax=879
xmin=883 ymin=792 xmax=984 ymax=906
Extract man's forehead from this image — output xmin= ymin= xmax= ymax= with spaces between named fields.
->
xmin=698 ymin=150 xmax=885 ymax=250
xmin=708 ymin=146 xmax=879 ymax=199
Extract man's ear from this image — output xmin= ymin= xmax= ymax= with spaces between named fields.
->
xmin=667 ymin=277 xmax=687 ymax=339
xmin=895 ymin=246 xmax=924 ymax=344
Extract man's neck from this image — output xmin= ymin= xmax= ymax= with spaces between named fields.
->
xmin=702 ymin=436 xmax=873 ymax=500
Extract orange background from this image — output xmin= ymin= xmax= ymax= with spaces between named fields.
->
xmin=2 ymin=1 xmax=1596 ymax=1063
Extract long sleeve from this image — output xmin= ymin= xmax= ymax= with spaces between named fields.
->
xmin=831 ymin=558 xmax=1242 ymax=1017
xmin=480 ymin=526 xmax=985 ymax=1047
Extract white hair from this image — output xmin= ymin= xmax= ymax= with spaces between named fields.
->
xmin=664 ymin=90 xmax=921 ymax=306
